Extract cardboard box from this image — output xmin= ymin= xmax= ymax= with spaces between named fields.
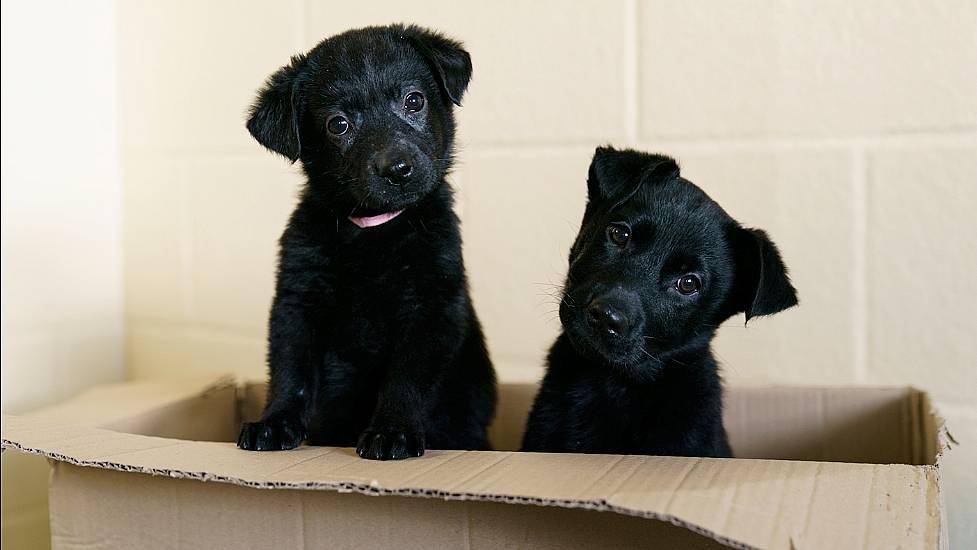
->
xmin=1 ymin=376 xmax=950 ymax=549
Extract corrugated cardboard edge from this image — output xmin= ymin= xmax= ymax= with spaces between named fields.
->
xmin=0 ymin=375 xmax=237 ymax=456
xmin=0 ymin=434 xmax=756 ymax=550
xmin=2 ymin=379 xmax=952 ymax=550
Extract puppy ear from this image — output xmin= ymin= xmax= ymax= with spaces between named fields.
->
xmin=405 ymin=27 xmax=472 ymax=106
xmin=729 ymin=227 xmax=799 ymax=322
xmin=246 ymin=55 xmax=307 ymax=162
xmin=588 ymin=146 xmax=679 ymax=205
xmin=587 ymin=146 xmax=618 ymax=200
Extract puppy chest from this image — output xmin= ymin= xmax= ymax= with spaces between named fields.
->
xmin=582 ymin=385 xmax=703 ymax=443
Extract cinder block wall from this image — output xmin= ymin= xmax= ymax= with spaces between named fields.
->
xmin=118 ymin=1 xmax=976 ymax=546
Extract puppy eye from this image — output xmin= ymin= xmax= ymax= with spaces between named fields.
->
xmin=404 ymin=91 xmax=425 ymax=113
xmin=676 ymin=274 xmax=701 ymax=295
xmin=327 ymin=116 xmax=350 ymax=135
xmin=606 ymin=223 xmax=631 ymax=246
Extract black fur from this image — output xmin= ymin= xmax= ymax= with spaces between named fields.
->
xmin=237 ymin=25 xmax=496 ymax=460
xmin=522 ymin=147 xmax=798 ymax=457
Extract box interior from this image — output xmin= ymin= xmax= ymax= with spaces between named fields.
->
xmin=138 ymin=381 xmax=940 ymax=466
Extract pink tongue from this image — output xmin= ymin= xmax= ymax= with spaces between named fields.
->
xmin=348 ymin=209 xmax=404 ymax=228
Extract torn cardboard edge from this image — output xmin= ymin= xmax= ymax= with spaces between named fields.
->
xmin=920 ymin=391 xmax=952 ymax=466
xmin=1 ymin=375 xmax=951 ymax=550
xmin=918 ymin=390 xmax=952 ymax=548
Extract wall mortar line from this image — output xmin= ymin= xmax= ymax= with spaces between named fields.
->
xmin=852 ymin=148 xmax=868 ymax=384
xmin=455 ymin=132 xmax=977 ymax=157
xmin=624 ymin=0 xmax=639 ymax=144
xmin=178 ymin=178 xmax=196 ymax=324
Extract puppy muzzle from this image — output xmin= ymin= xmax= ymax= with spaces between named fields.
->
xmin=585 ymin=289 xmax=641 ymax=339
xmin=369 ymin=141 xmax=425 ymax=187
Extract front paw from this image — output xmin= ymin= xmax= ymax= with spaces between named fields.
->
xmin=356 ymin=428 xmax=425 ymax=460
xmin=237 ymin=415 xmax=306 ymax=451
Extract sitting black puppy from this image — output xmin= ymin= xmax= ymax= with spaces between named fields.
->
xmin=237 ymin=25 xmax=496 ymax=460
xmin=522 ymin=147 xmax=798 ymax=457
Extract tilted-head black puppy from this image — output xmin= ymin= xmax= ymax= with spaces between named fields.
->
xmin=237 ymin=25 xmax=496 ymax=460
xmin=522 ymin=147 xmax=798 ymax=457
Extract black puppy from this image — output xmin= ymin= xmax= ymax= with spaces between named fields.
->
xmin=237 ymin=25 xmax=496 ymax=460
xmin=522 ymin=147 xmax=798 ymax=457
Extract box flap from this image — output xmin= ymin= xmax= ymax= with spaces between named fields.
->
xmin=724 ymin=385 xmax=949 ymax=465
xmin=1 ymin=413 xmax=942 ymax=550
xmin=488 ymin=383 xmax=538 ymax=452
xmin=47 ymin=463 xmax=735 ymax=550
xmin=23 ymin=375 xmax=239 ymax=441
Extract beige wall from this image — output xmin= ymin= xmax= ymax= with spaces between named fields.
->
xmin=116 ymin=2 xmax=976 ymax=546
xmin=1 ymin=0 xmax=973 ymax=547
xmin=1 ymin=0 xmax=125 ymax=547
xmin=117 ymin=1 xmax=976 ymax=546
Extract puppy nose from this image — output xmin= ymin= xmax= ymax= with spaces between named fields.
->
xmin=587 ymin=298 xmax=630 ymax=336
xmin=379 ymin=159 xmax=413 ymax=185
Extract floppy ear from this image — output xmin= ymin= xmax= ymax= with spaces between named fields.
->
xmin=728 ymin=227 xmax=799 ymax=322
xmin=405 ymin=26 xmax=472 ymax=106
xmin=587 ymin=146 xmax=679 ymax=205
xmin=246 ymin=54 xmax=307 ymax=162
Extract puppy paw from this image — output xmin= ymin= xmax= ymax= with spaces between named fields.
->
xmin=356 ymin=428 xmax=425 ymax=460
xmin=237 ymin=415 xmax=306 ymax=451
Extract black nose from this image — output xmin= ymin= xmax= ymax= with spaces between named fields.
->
xmin=378 ymin=159 xmax=413 ymax=184
xmin=587 ymin=298 xmax=630 ymax=336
